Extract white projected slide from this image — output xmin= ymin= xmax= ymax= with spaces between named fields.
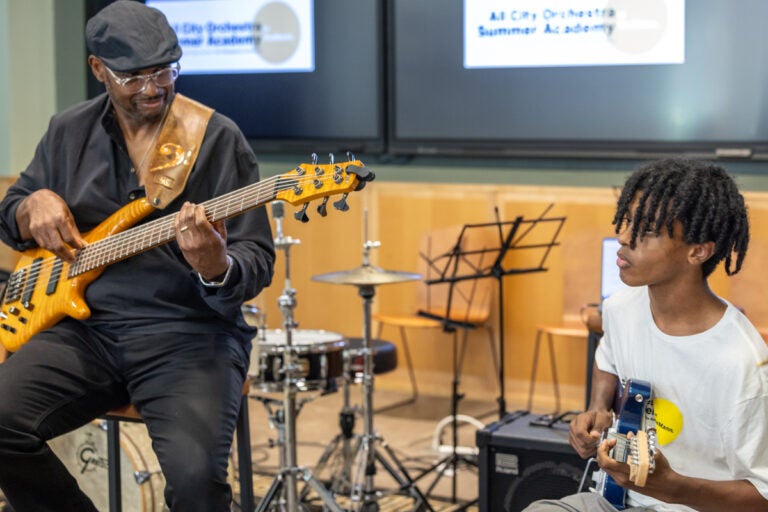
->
xmin=464 ymin=0 xmax=685 ymax=68
xmin=146 ymin=0 xmax=314 ymax=74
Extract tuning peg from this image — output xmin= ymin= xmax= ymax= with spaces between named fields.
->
xmin=311 ymin=152 xmax=319 ymax=165
xmin=333 ymin=193 xmax=350 ymax=212
xmin=317 ymin=196 xmax=329 ymax=217
xmin=347 ymin=151 xmax=356 ymax=161
xmin=294 ymin=203 xmax=310 ymax=223
xmin=328 ymin=153 xmax=335 ymax=164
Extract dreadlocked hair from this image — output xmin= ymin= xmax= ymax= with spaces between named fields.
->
xmin=612 ymin=158 xmax=749 ymax=277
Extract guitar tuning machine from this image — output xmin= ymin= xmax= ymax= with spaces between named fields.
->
xmin=317 ymin=197 xmax=329 ymax=217
xmin=294 ymin=203 xmax=310 ymax=223
xmin=333 ymin=193 xmax=349 ymax=212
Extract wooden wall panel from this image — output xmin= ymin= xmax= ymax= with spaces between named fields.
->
xmin=5 ymin=177 xmax=767 ymax=407
xmin=255 ymin=181 xmax=768 ymax=408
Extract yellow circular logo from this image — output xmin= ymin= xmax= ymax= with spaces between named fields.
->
xmin=652 ymin=397 xmax=683 ymax=445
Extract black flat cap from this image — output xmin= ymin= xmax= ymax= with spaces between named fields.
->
xmin=86 ymin=0 xmax=182 ymax=72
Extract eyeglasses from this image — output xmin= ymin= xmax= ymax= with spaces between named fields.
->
xmin=104 ymin=63 xmax=180 ymax=93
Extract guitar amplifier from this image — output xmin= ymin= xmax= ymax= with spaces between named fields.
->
xmin=476 ymin=411 xmax=588 ymax=512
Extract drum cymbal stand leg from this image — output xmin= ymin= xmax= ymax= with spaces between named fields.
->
xmin=257 ymin=201 xmax=343 ymax=512
xmin=347 ymin=284 xmax=435 ymax=512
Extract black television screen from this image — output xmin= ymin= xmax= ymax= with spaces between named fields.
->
xmin=86 ymin=0 xmax=385 ymax=156
xmin=388 ymin=0 xmax=768 ymax=160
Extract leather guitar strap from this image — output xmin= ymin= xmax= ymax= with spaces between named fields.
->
xmin=140 ymin=93 xmax=214 ymax=209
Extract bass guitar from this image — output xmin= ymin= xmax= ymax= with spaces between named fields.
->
xmin=594 ymin=378 xmax=657 ymax=510
xmin=0 ymin=158 xmax=374 ymax=352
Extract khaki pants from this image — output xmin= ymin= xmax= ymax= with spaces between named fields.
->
xmin=523 ymin=492 xmax=656 ymax=511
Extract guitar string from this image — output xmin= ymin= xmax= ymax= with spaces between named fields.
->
xmin=77 ymin=169 xmax=353 ymax=268
xmin=6 ymin=171 xmax=346 ymax=292
xmin=75 ymin=174 xmax=280 ymax=269
xmin=4 ymin=168 xmax=361 ymax=295
xmin=14 ymin=170 xmax=349 ymax=282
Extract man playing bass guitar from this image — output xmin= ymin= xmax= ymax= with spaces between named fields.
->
xmin=0 ymin=2 xmax=276 ymax=511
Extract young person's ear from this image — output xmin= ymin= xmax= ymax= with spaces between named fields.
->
xmin=689 ymin=241 xmax=715 ymax=265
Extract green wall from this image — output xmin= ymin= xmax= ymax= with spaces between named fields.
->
xmin=0 ymin=0 xmax=9 ymax=177
xmin=0 ymin=0 xmax=85 ymax=178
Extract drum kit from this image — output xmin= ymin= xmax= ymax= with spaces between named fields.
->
xmin=245 ymin=202 xmax=434 ymax=512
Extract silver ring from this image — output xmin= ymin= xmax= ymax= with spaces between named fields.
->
xmin=180 ymin=226 xmax=189 ymax=233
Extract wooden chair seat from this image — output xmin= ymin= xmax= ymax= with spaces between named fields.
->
xmin=104 ymin=404 xmax=142 ymax=420
xmin=527 ymin=323 xmax=589 ymax=413
xmin=372 ymin=313 xmax=443 ymax=330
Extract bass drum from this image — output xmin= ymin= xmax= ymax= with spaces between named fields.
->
xmin=49 ymin=421 xmax=165 ymax=511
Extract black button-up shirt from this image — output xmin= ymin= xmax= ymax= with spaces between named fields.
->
xmin=0 ymin=93 xmax=275 ymax=344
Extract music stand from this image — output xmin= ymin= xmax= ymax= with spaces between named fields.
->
xmin=411 ymin=205 xmax=565 ymax=508
xmin=426 ymin=204 xmax=565 ymax=419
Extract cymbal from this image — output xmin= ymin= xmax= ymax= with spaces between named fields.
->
xmin=312 ymin=265 xmax=421 ymax=286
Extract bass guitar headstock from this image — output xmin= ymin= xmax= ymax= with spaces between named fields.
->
xmin=275 ymin=152 xmax=375 ymax=223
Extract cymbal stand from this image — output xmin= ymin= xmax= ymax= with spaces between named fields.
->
xmin=348 ymin=242 xmax=435 ymax=512
xmin=256 ymin=202 xmax=343 ymax=512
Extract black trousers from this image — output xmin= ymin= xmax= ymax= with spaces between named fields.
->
xmin=0 ymin=319 xmax=249 ymax=512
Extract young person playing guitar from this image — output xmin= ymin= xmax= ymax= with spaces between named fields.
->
xmin=525 ymin=158 xmax=768 ymax=511
xmin=0 ymin=2 xmax=276 ymax=510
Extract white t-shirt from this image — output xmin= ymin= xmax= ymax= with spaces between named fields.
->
xmin=595 ymin=286 xmax=768 ymax=511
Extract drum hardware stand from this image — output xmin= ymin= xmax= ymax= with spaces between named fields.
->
xmin=256 ymin=201 xmax=344 ymax=512
xmin=301 ymin=347 xmax=360 ymax=499
xmin=313 ymin=238 xmax=434 ymax=512
xmin=252 ymin=394 xmax=317 ymax=468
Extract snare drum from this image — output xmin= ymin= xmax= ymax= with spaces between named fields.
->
xmin=48 ymin=421 xmax=164 ymax=512
xmin=249 ymin=329 xmax=346 ymax=393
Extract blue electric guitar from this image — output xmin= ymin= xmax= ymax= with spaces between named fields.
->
xmin=594 ymin=379 xmax=657 ymax=510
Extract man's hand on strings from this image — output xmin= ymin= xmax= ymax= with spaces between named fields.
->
xmin=16 ymin=189 xmax=86 ymax=262
xmin=174 ymin=201 xmax=229 ymax=281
